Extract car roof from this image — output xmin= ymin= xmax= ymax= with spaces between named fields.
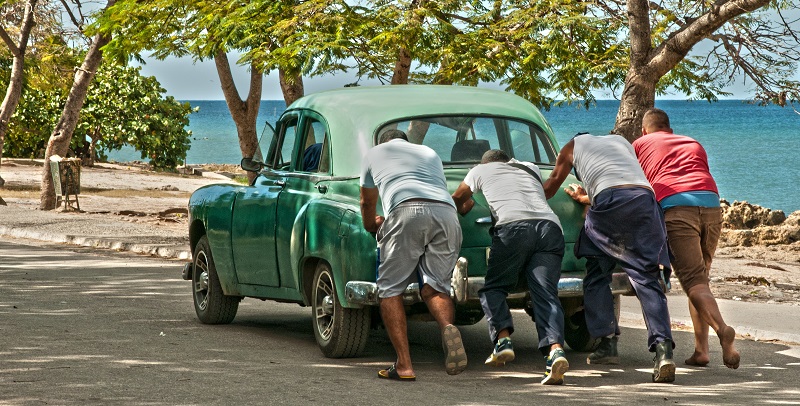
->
xmin=284 ymin=85 xmax=555 ymax=177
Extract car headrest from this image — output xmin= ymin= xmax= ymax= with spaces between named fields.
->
xmin=450 ymin=139 xmax=490 ymax=162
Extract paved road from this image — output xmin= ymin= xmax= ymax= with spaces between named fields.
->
xmin=2 ymin=238 xmax=799 ymax=405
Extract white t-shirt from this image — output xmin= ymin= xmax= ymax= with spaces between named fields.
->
xmin=360 ymin=139 xmax=455 ymax=214
xmin=572 ymin=134 xmax=652 ymax=203
xmin=463 ymin=159 xmax=561 ymax=230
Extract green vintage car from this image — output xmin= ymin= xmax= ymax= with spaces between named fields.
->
xmin=182 ymin=85 xmax=632 ymax=358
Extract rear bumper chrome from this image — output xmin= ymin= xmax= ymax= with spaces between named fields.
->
xmin=344 ymin=257 xmax=634 ymax=306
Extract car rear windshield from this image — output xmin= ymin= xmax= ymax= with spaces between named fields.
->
xmin=377 ymin=116 xmax=557 ymax=166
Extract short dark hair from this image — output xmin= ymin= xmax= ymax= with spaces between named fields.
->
xmin=481 ymin=149 xmax=510 ymax=164
xmin=378 ymin=129 xmax=409 ymax=144
xmin=642 ymin=108 xmax=671 ymax=132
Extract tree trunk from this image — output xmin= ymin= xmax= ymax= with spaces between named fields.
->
xmin=391 ymin=48 xmax=412 ymax=84
xmin=613 ymin=0 xmax=771 ymax=141
xmin=279 ymin=68 xmax=304 ymax=106
xmin=0 ymin=0 xmax=38 ymax=187
xmin=214 ymin=51 xmax=262 ymax=183
xmin=39 ymin=0 xmax=115 ymax=210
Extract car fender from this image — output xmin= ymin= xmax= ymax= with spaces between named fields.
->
xmin=295 ymin=199 xmax=375 ymax=309
xmin=188 ymin=183 xmax=243 ymax=295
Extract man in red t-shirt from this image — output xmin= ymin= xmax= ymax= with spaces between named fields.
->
xmin=633 ymin=108 xmax=740 ymax=369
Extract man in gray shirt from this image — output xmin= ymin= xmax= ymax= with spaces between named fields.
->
xmin=543 ymin=133 xmax=676 ymax=383
xmin=360 ymin=129 xmax=466 ymax=381
xmin=452 ymin=149 xmax=569 ymax=385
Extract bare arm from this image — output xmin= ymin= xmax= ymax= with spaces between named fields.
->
xmin=359 ymin=187 xmax=384 ymax=233
xmin=543 ymin=139 xmax=576 ymax=199
xmin=451 ymin=182 xmax=475 ymax=215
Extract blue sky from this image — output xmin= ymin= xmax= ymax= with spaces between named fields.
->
xmin=136 ymin=54 xmax=771 ymax=101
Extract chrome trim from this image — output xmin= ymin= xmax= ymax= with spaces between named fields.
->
xmin=343 ymin=256 xmax=635 ymax=306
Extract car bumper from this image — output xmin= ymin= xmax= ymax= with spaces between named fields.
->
xmin=344 ymin=257 xmax=634 ymax=306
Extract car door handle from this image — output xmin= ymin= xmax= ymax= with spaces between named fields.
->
xmin=317 ymin=185 xmax=328 ymax=193
xmin=275 ymin=180 xmax=286 ymax=187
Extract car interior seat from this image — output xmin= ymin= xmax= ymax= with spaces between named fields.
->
xmin=450 ymin=139 xmax=490 ymax=162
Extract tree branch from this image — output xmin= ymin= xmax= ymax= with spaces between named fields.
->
xmin=648 ymin=0 xmax=770 ymax=77
xmin=0 ymin=26 xmax=20 ymax=56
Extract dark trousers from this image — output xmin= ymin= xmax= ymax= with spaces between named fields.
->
xmin=578 ymin=187 xmax=674 ymax=352
xmin=583 ymin=252 xmax=673 ymax=352
xmin=479 ymin=219 xmax=565 ymax=354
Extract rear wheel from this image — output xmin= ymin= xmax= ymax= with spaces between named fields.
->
xmin=312 ymin=262 xmax=370 ymax=358
xmin=193 ymin=236 xmax=240 ymax=324
xmin=561 ymin=295 xmax=621 ymax=352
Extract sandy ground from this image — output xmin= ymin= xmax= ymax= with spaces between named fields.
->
xmin=2 ymin=158 xmax=799 ymax=307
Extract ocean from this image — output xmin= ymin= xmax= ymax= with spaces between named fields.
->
xmin=108 ymin=99 xmax=800 ymax=214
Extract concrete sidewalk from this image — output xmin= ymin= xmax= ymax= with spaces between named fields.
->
xmin=620 ymin=294 xmax=800 ymax=345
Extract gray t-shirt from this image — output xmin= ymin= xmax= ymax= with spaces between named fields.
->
xmin=360 ymin=139 xmax=455 ymax=214
xmin=572 ymin=134 xmax=652 ymax=203
xmin=463 ymin=159 xmax=561 ymax=230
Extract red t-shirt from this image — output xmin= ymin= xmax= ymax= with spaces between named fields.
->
xmin=632 ymin=131 xmax=718 ymax=202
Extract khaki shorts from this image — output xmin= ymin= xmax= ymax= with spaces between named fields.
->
xmin=376 ymin=201 xmax=462 ymax=298
xmin=664 ymin=206 xmax=722 ymax=292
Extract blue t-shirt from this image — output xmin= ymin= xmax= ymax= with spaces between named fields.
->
xmin=360 ymin=139 xmax=454 ymax=214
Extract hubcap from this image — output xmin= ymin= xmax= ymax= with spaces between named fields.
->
xmin=194 ymin=251 xmax=210 ymax=310
xmin=314 ymin=270 xmax=335 ymax=341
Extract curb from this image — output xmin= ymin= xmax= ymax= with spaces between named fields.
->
xmin=0 ymin=226 xmax=191 ymax=260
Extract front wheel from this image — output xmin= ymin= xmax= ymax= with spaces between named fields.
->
xmin=312 ymin=262 xmax=370 ymax=358
xmin=192 ymin=235 xmax=240 ymax=324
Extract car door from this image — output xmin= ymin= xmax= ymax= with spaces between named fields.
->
xmin=229 ymin=113 xmax=300 ymax=287
xmin=274 ymin=112 xmax=332 ymax=289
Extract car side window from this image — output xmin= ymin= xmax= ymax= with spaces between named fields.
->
xmin=274 ymin=116 xmax=299 ymax=170
xmin=298 ymin=118 xmax=329 ymax=173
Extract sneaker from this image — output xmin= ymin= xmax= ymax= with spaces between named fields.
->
xmin=484 ymin=337 xmax=515 ymax=366
xmin=652 ymin=339 xmax=676 ymax=383
xmin=586 ymin=336 xmax=620 ymax=365
xmin=541 ymin=347 xmax=569 ymax=385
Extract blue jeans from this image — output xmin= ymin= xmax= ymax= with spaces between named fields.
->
xmin=479 ymin=219 xmax=565 ymax=355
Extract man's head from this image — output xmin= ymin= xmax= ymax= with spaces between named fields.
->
xmin=642 ymin=108 xmax=672 ymax=135
xmin=480 ymin=149 xmax=510 ymax=164
xmin=378 ymin=129 xmax=409 ymax=144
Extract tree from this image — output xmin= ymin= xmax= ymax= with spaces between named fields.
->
xmin=78 ymin=63 xmax=194 ymax=169
xmin=39 ymin=0 xmax=116 ymax=210
xmin=612 ymin=0 xmax=800 ymax=140
xmin=101 ymin=0 xmax=312 ymax=184
xmin=279 ymin=1 xmax=800 ymax=141
xmin=0 ymin=0 xmax=38 ymax=187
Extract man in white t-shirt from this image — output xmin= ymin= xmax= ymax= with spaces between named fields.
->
xmin=361 ymin=129 xmax=466 ymax=381
xmin=452 ymin=149 xmax=569 ymax=385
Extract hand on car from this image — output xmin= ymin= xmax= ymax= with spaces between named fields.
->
xmin=564 ymin=183 xmax=590 ymax=205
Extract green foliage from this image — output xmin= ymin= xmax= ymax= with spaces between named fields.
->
xmin=5 ymin=87 xmax=64 ymax=158
xmin=3 ymin=62 xmax=194 ymax=170
xmin=97 ymin=0 xmax=800 ymax=115
xmin=80 ymin=64 xmax=194 ymax=169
